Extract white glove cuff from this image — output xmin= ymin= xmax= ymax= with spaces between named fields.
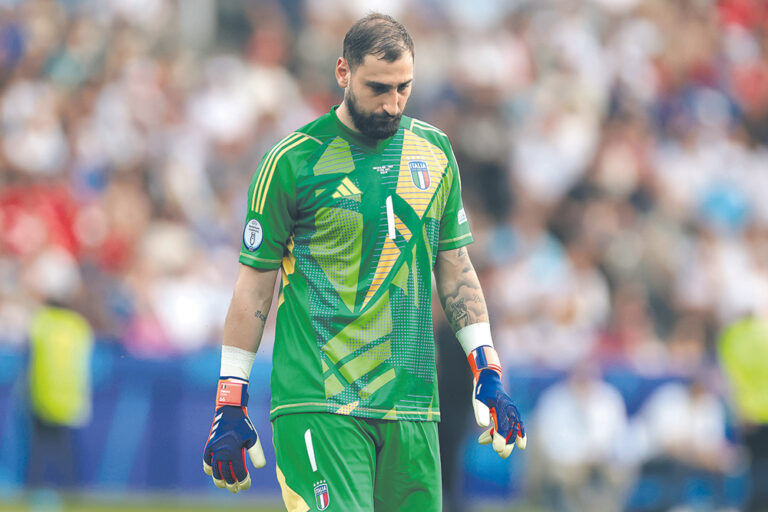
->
xmin=220 ymin=345 xmax=256 ymax=380
xmin=456 ymin=322 xmax=493 ymax=357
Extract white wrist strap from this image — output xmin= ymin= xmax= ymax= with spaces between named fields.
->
xmin=456 ymin=322 xmax=493 ymax=357
xmin=220 ymin=345 xmax=256 ymax=380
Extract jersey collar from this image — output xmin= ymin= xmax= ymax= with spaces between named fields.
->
xmin=330 ymin=105 xmax=399 ymax=154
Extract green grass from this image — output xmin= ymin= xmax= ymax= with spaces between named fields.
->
xmin=0 ymin=494 xmax=285 ymax=512
xmin=1 ymin=507 xmax=281 ymax=512
xmin=0 ymin=505 xmax=282 ymax=512
xmin=0 ymin=493 xmax=541 ymax=512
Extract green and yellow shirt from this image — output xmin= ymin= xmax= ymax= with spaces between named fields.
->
xmin=240 ymin=107 xmax=472 ymax=422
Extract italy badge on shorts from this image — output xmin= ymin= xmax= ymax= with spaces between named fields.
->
xmin=314 ymin=480 xmax=329 ymax=510
xmin=409 ymin=160 xmax=430 ymax=190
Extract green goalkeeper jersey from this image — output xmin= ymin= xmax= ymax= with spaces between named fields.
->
xmin=239 ymin=106 xmax=472 ymax=422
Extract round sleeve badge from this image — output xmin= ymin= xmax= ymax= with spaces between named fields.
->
xmin=243 ymin=219 xmax=263 ymax=251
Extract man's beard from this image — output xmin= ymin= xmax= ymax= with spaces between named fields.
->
xmin=346 ymin=88 xmax=401 ymax=140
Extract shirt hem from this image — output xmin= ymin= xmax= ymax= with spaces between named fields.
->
xmin=269 ymin=402 xmax=441 ymax=422
xmin=438 ymin=233 xmax=474 ymax=251
xmin=239 ymin=252 xmax=282 ymax=269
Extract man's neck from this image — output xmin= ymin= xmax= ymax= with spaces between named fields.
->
xmin=335 ymin=102 xmax=360 ymax=134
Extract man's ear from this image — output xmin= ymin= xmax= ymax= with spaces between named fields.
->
xmin=335 ymin=57 xmax=350 ymax=88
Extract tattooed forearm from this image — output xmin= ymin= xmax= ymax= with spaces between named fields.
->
xmin=441 ymin=286 xmax=489 ymax=332
xmin=222 ymin=266 xmax=278 ymax=354
xmin=435 ymin=249 xmax=490 ymax=333
xmin=446 ymin=298 xmax=469 ymax=326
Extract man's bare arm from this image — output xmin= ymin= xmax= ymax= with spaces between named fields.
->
xmin=435 ymin=246 xmax=527 ymax=456
xmin=203 ymin=263 xmax=274 ymax=488
xmin=222 ymin=264 xmax=280 ymax=353
xmin=434 ymin=246 xmax=489 ymax=332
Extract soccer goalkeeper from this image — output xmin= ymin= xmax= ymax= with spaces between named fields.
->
xmin=202 ymin=13 xmax=526 ymax=511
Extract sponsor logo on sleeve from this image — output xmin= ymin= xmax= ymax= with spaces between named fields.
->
xmin=409 ymin=160 xmax=430 ymax=190
xmin=243 ymin=219 xmax=263 ymax=251
xmin=314 ymin=480 xmax=330 ymax=510
xmin=458 ymin=208 xmax=467 ymax=225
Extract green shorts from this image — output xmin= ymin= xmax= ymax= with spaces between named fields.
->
xmin=272 ymin=413 xmax=441 ymax=512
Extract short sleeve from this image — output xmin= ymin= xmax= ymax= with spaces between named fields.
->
xmin=238 ymin=144 xmax=296 ymax=269
xmin=438 ymin=145 xmax=473 ymax=251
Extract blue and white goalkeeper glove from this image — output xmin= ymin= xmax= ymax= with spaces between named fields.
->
xmin=203 ymin=377 xmax=266 ymax=493
xmin=469 ymin=346 xmax=527 ymax=458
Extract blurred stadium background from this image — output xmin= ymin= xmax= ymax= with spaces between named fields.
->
xmin=1 ymin=0 xmax=768 ymax=510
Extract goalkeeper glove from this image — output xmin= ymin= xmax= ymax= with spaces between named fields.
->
xmin=469 ymin=346 xmax=527 ymax=458
xmin=203 ymin=377 xmax=266 ymax=493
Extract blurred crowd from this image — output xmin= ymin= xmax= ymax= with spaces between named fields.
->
xmin=1 ymin=0 xmax=766 ymax=362
xmin=1 ymin=0 xmax=768 ymax=508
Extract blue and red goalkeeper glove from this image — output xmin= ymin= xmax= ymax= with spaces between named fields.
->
xmin=203 ymin=377 xmax=266 ymax=493
xmin=469 ymin=346 xmax=527 ymax=458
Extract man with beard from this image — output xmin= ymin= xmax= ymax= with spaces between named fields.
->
xmin=202 ymin=13 xmax=526 ymax=511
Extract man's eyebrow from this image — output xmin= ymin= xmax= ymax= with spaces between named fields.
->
xmin=365 ymin=79 xmax=413 ymax=89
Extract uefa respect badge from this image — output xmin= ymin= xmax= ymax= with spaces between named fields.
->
xmin=243 ymin=219 xmax=263 ymax=251
xmin=313 ymin=480 xmax=330 ymax=510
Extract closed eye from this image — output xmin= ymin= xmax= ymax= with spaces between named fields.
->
xmin=366 ymin=80 xmax=413 ymax=95
xmin=371 ymin=84 xmax=389 ymax=95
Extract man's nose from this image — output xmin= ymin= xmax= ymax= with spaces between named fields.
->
xmin=382 ymin=91 xmax=400 ymax=117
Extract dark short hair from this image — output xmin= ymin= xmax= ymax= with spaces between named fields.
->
xmin=342 ymin=13 xmax=414 ymax=70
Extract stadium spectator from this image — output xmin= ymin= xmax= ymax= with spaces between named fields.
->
xmin=719 ymin=316 xmax=768 ymax=511
xmin=24 ymin=246 xmax=93 ymax=488
xmin=528 ymin=362 xmax=630 ymax=511
xmin=627 ymin=370 xmax=737 ymax=510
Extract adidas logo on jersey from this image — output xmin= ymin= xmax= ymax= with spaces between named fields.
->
xmin=332 ymin=177 xmax=361 ymax=198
